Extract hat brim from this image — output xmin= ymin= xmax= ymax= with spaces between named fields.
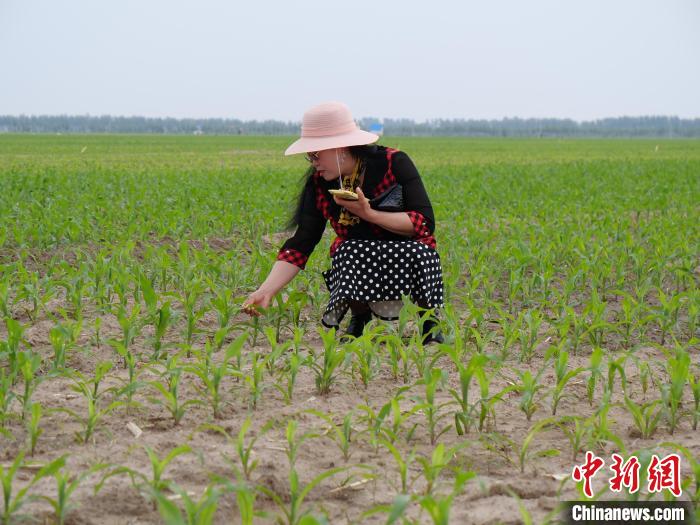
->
xmin=285 ymin=129 xmax=379 ymax=156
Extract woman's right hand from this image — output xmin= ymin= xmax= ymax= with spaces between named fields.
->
xmin=241 ymin=289 xmax=274 ymax=317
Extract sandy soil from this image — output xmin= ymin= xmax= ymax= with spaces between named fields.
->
xmin=1 ymin=293 xmax=698 ymax=525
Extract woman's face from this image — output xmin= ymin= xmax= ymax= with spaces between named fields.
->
xmin=308 ymin=148 xmax=354 ymax=181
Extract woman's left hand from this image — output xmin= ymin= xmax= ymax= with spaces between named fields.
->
xmin=333 ymin=187 xmax=376 ymax=222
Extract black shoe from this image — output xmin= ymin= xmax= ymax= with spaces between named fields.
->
xmin=421 ymin=319 xmax=445 ymax=345
xmin=340 ymin=311 xmax=372 ymax=342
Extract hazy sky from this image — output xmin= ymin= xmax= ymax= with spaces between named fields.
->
xmin=1 ymin=0 xmax=698 ymax=122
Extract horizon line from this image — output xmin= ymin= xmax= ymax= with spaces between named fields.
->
xmin=2 ymin=113 xmax=699 ymax=123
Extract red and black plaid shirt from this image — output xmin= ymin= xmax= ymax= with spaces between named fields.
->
xmin=277 ymin=146 xmax=437 ymax=270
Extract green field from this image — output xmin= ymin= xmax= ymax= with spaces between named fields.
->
xmin=0 ymin=135 xmax=698 ymax=524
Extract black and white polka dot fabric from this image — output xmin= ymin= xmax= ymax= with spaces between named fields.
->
xmin=321 ymin=239 xmax=444 ymax=327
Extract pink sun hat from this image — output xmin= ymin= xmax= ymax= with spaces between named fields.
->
xmin=284 ymin=101 xmax=379 ymax=156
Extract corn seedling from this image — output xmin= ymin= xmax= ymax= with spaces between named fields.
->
xmin=0 ymin=317 xmax=27 ymax=379
xmin=583 ymin=289 xmax=612 ymax=347
xmin=549 ymin=348 xmax=585 ymax=415
xmin=447 ymin=350 xmax=489 ymax=436
xmin=16 ymin=350 xmax=42 ymax=420
xmin=310 ymin=327 xmax=346 ymax=395
xmin=109 ymin=340 xmax=140 ymax=411
xmin=379 ymin=440 xmax=417 ymax=494
xmin=686 ymin=292 xmax=698 ymax=339
xmin=415 ymin=443 xmax=467 ymax=497
xmin=360 ymin=493 xmax=411 ymax=525
xmin=49 ymin=324 xmax=71 ymax=370
xmin=408 ymin=368 xmax=452 ymax=445
xmin=689 ymin=368 xmax=700 ymax=431
xmin=151 ymin=301 xmax=175 ymax=360
xmin=188 ymin=333 xmax=248 ymax=418
xmin=25 ymin=402 xmax=42 ymax=456
xmin=57 ymin=377 xmax=124 ymax=444
xmin=97 ymin=445 xmax=192 ymax=507
xmin=150 ymin=482 xmax=221 ymax=525
xmin=197 ymin=416 xmax=272 ymax=482
xmin=513 ymin=367 xmax=546 ymax=422
xmin=382 ymin=333 xmax=411 ymax=384
xmin=495 ymin=307 xmax=521 ymax=361
xmin=91 ymin=316 xmax=102 ymax=349
xmin=148 ymin=356 xmax=201 ymax=425
xmin=115 ymin=303 xmax=142 ymax=358
xmin=233 ymin=416 xmax=270 ymax=481
xmin=1 ymin=453 xmax=66 ymax=525
xmin=245 ymin=351 xmax=267 ymax=409
xmin=307 ymin=409 xmax=355 ymax=462
xmin=605 ymin=353 xmax=628 ymax=398
xmin=517 ymin=309 xmax=544 ymax=363
xmin=658 ymin=347 xmax=690 ymax=434
xmin=518 ymin=418 xmax=560 ymax=473
xmin=259 ymin=420 xmax=347 ymax=525
xmin=588 ymin=396 xmax=626 ymax=454
xmin=262 ymin=327 xmax=290 ymax=374
xmin=177 ymin=279 xmax=208 ymax=352
xmin=661 ymin=442 xmax=700 ymax=506
xmin=418 ymin=470 xmax=474 ymax=525
xmin=350 ymin=336 xmax=381 ymax=389
xmin=357 ymin=401 xmax=393 ymax=451
xmin=17 ymin=270 xmax=54 ymax=322
xmin=654 ymin=287 xmax=682 ymax=345
xmin=41 ymin=463 xmax=108 ymax=525
xmin=556 ymin=415 xmax=594 ymax=462
xmin=586 ymin=347 xmax=604 ymax=405
xmin=615 ymin=290 xmax=639 ymax=348
xmin=385 ymin=395 xmax=421 ymax=444
xmin=210 ymin=477 xmax=259 ymax=525
xmin=274 ymin=351 xmax=303 ymax=405
xmin=475 ymin=365 xmax=511 ymax=433
xmin=0 ymin=370 xmax=16 ymax=431
xmin=0 ymin=278 xmax=11 ymax=319
xmin=624 ymin=396 xmax=662 ymax=439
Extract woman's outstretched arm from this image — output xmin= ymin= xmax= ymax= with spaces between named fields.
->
xmin=242 ymin=261 xmax=301 ymax=316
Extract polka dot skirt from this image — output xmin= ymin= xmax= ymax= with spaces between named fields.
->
xmin=321 ymin=239 xmax=445 ymax=327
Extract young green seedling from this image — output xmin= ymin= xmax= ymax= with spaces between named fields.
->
xmin=418 ymin=469 xmax=475 ymax=525
xmin=150 ymin=482 xmax=222 ymax=525
xmin=16 ymin=350 xmax=42 ymax=420
xmin=514 ymin=367 xmax=546 ymax=422
xmin=41 ymin=463 xmax=108 ymax=525
xmin=57 ymin=378 xmax=124 ymax=444
xmin=148 ymin=355 xmax=202 ymax=425
xmin=25 ymin=402 xmax=42 ymax=456
xmin=259 ymin=420 xmax=347 ymax=525
xmin=549 ymin=348 xmax=585 ymax=415
xmin=310 ymin=326 xmax=346 ymax=395
xmin=307 ymin=409 xmax=355 ymax=462
xmin=188 ymin=333 xmax=248 ymax=418
xmin=1 ymin=452 xmax=66 ymax=525
xmin=658 ymin=347 xmax=690 ymax=434
xmin=407 ymin=368 xmax=452 ymax=445
xmin=97 ymin=445 xmax=192 ymax=508
xmin=624 ymin=396 xmax=662 ymax=439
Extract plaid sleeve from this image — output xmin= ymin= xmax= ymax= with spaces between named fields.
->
xmin=277 ymin=248 xmax=309 ymax=270
xmin=275 ymin=175 xmax=327 ymax=270
xmin=407 ymin=211 xmax=437 ymax=249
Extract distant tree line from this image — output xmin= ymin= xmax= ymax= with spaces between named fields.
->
xmin=1 ymin=114 xmax=698 ymax=137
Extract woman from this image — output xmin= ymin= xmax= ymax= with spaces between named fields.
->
xmin=242 ymin=101 xmax=444 ymax=343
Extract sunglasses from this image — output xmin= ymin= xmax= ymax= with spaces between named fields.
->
xmin=304 ymin=151 xmax=320 ymax=163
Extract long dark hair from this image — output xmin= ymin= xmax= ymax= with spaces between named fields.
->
xmin=286 ymin=144 xmax=378 ymax=230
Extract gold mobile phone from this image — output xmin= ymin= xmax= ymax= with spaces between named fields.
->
xmin=329 ymin=189 xmax=359 ymax=200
